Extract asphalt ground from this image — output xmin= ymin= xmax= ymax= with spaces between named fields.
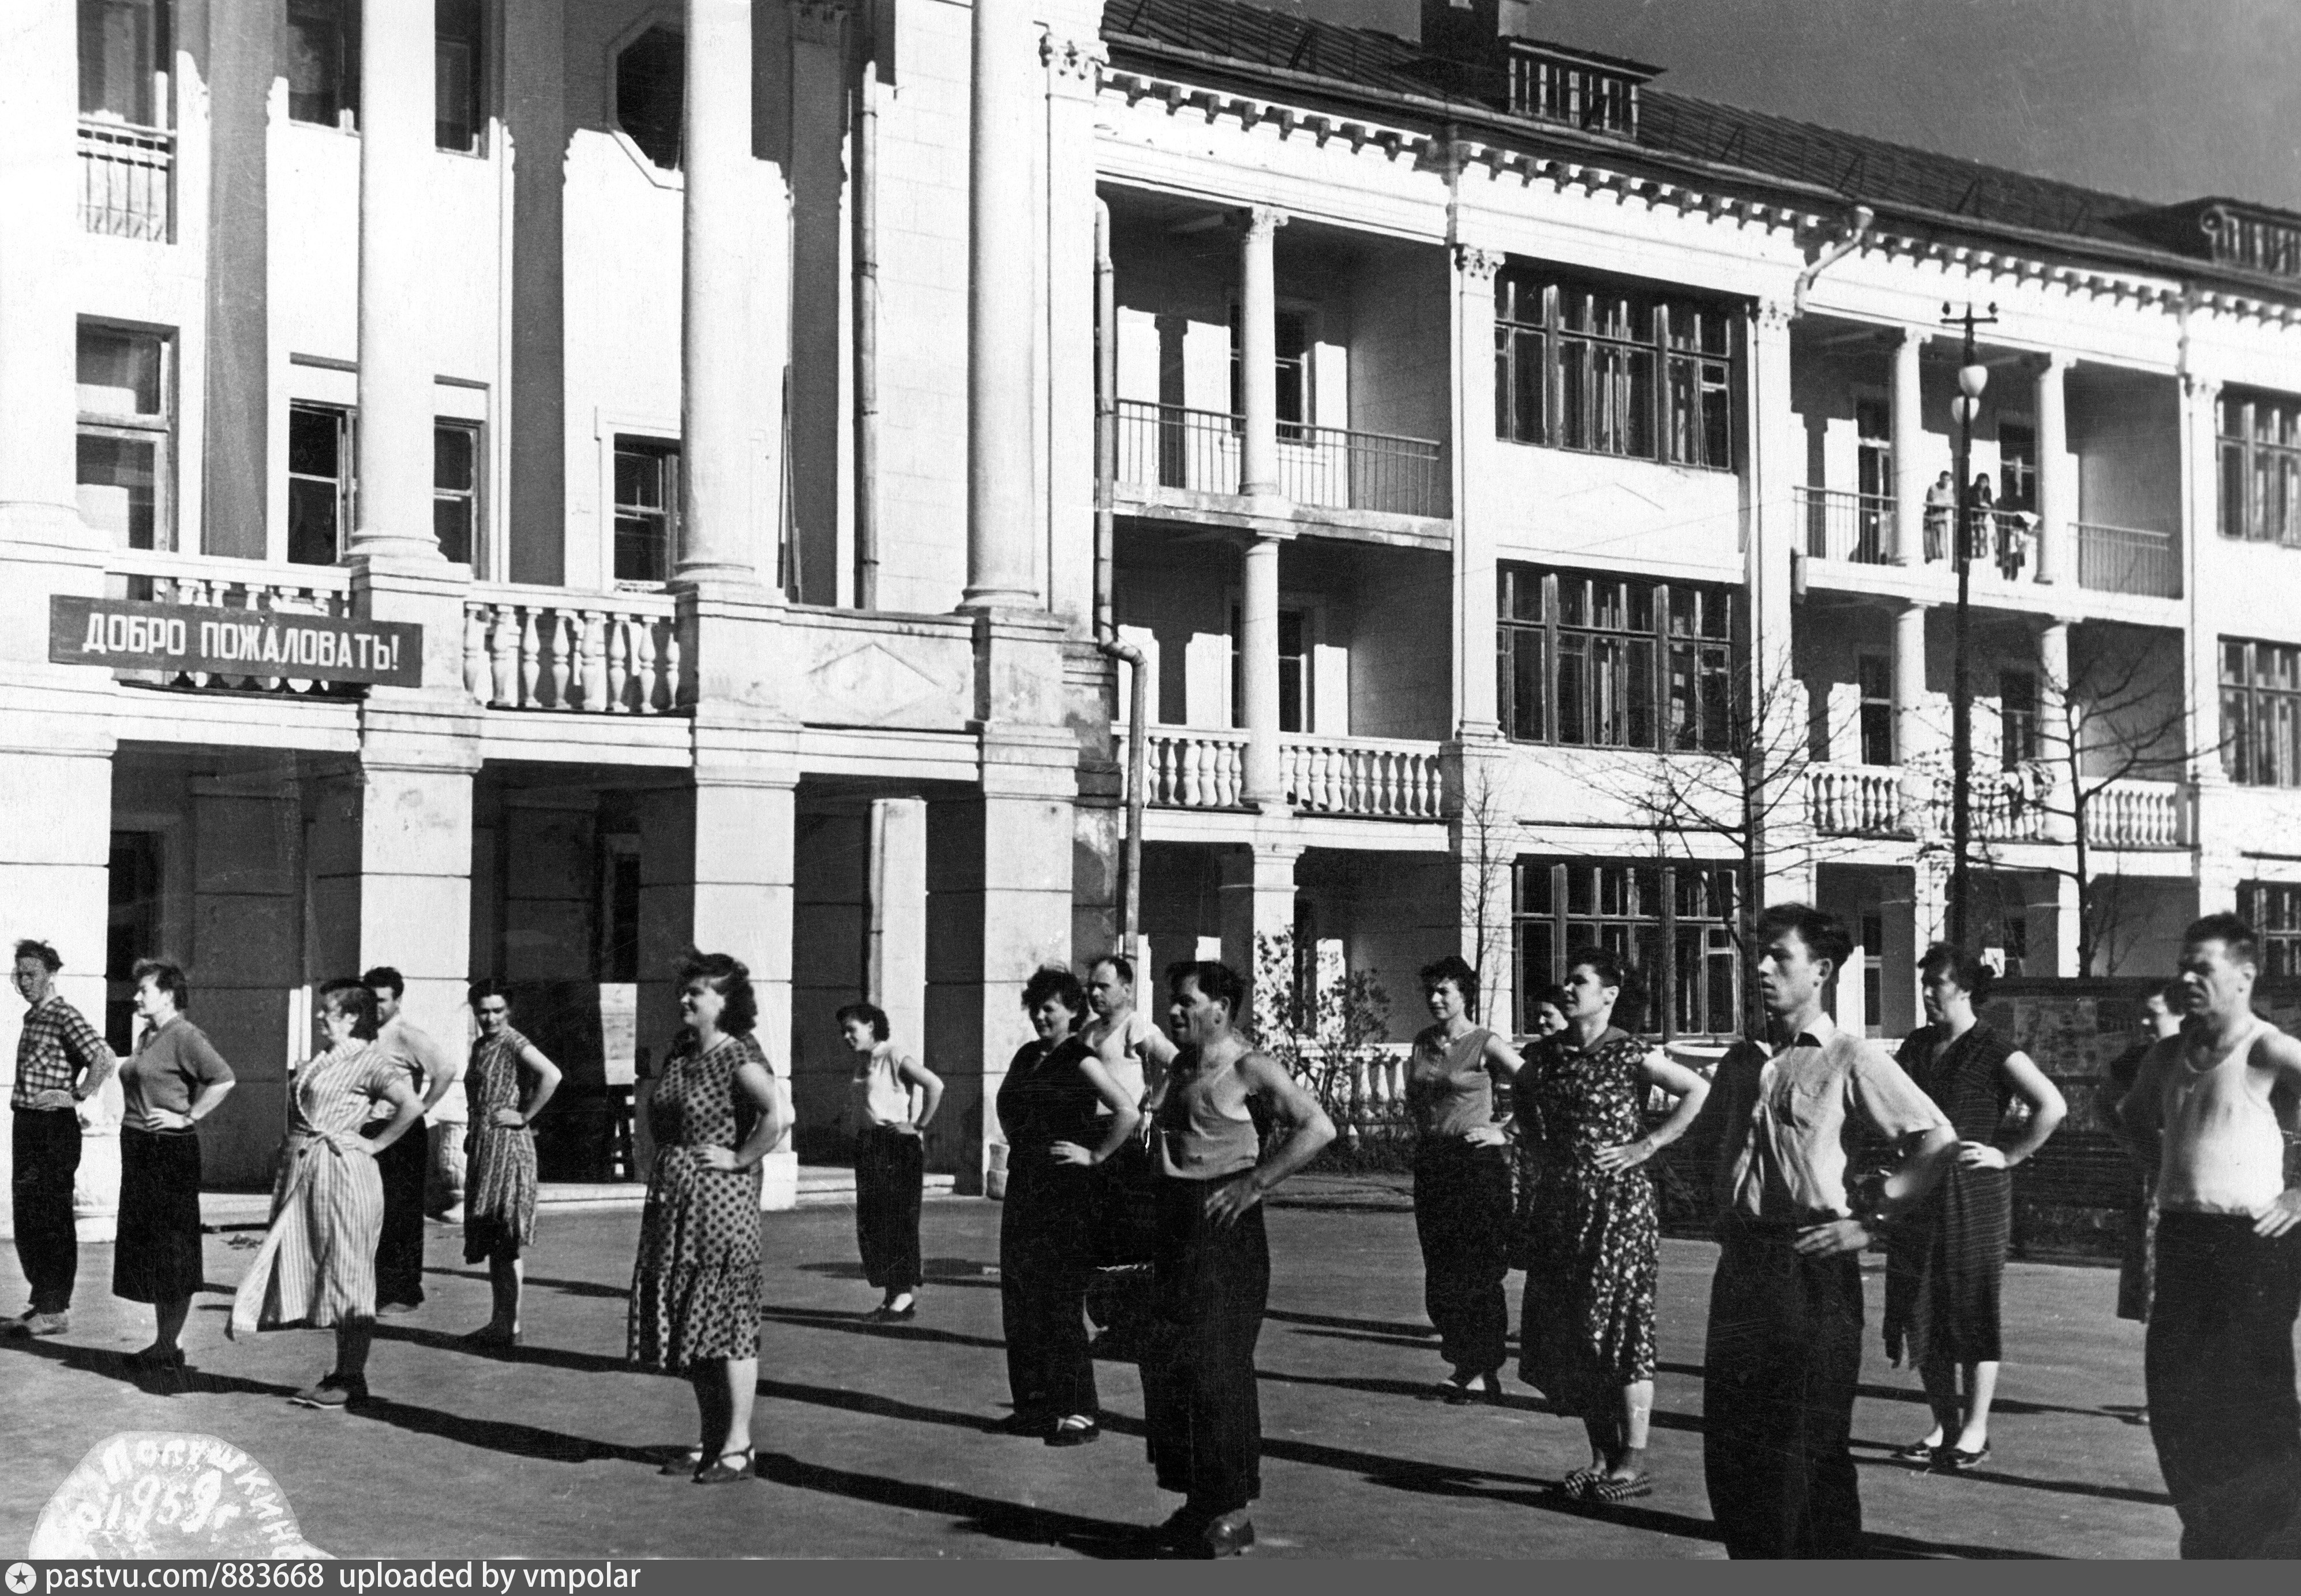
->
xmin=0 ymin=1175 xmax=2184 ymax=1558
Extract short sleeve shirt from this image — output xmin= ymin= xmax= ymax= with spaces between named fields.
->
xmin=121 ymin=1017 xmax=234 ymax=1131
xmin=12 ymin=996 xmax=115 ymax=1108
xmin=1707 ymin=1012 xmax=1950 ymax=1223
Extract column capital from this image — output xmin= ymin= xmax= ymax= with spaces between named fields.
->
xmin=1238 ymin=204 xmax=1288 ymax=241
xmin=1040 ymin=30 xmax=1105 ymax=88
xmin=1453 ymin=243 xmax=1505 ymax=284
xmin=1753 ymin=298 xmax=1794 ymax=335
xmin=2032 ymin=347 xmax=2070 ymax=373
xmin=1891 ymin=324 xmax=1927 ymax=350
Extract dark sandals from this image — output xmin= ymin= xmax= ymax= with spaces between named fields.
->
xmin=1563 ymin=1468 xmax=1652 ymax=1503
xmin=694 ymin=1447 xmax=755 ymax=1485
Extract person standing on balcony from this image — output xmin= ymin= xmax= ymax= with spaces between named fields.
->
xmin=1924 ymin=471 xmax=1957 ymax=562
xmin=458 ymin=982 xmax=561 ymax=1348
xmin=1688 ymin=904 xmax=1955 ymax=1557
xmin=1883 ymin=943 xmax=2066 ymax=1471
xmin=5 ymin=940 xmax=117 ymax=1339
xmin=2104 ymin=980 xmax=2184 ymax=1327
xmin=1139 ymin=960 xmax=1334 ymax=1557
xmin=2115 ymin=915 xmax=2301 ymax=1558
xmin=113 ymin=960 xmax=234 ymax=1370
xmin=1513 ymin=950 xmax=1708 ymax=1503
xmin=1405 ymin=954 xmax=1524 ymax=1405
xmin=630 ymin=953 xmax=784 ymax=1485
xmin=1967 ymin=475 xmax=1997 ymax=563
xmin=228 ymin=980 xmax=425 ymax=1411
xmin=840 ymin=1001 xmax=941 ymax=1324
xmin=362 ymin=966 xmax=465 ymax=1316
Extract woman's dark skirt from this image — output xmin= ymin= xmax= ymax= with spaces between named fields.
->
xmin=1883 ymin=1164 xmax=2010 ymax=1366
xmin=113 ymin=1127 xmax=205 ymax=1305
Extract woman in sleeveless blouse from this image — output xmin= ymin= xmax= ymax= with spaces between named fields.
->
xmin=629 ymin=953 xmax=786 ymax=1486
xmin=1514 ymin=948 xmax=1708 ymax=1501
xmin=1886 ymin=943 xmax=2065 ymax=1471
xmin=1138 ymin=960 xmax=1333 ymax=1558
xmin=228 ymin=981 xmax=423 ymax=1411
xmin=995 ymin=966 xmax=1140 ymax=1444
xmin=1404 ymin=954 xmax=1525 ymax=1402
xmin=460 ymin=981 xmax=561 ymax=1346
xmin=840 ymin=1001 xmax=942 ymax=1322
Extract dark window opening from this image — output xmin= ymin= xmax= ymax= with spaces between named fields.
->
xmin=2218 ymin=389 xmax=2301 ymax=546
xmin=286 ymin=0 xmax=358 ymax=129
xmin=1857 ymin=652 xmax=1894 ymax=766
xmin=433 ymin=420 xmax=480 ymax=570
xmin=1231 ymin=606 xmax=1308 ymax=733
xmin=613 ymin=436 xmax=680 ymax=583
xmin=2222 ymin=635 xmax=2301 ymax=787
xmin=2000 ymin=668 xmax=2038 ymax=768
xmin=616 ymin=25 xmax=684 ymax=170
xmin=1497 ymin=564 xmax=1737 ymax=754
xmin=436 ymin=0 xmax=485 ymax=152
xmin=287 ymin=402 xmax=354 ymax=565
xmin=106 ymin=830 xmax=163 ymax=1055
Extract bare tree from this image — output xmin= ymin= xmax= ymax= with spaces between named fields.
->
xmin=1456 ymin=756 xmax=1514 ymax=1017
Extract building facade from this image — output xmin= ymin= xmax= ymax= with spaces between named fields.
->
xmin=8 ymin=0 xmax=2301 ymax=1216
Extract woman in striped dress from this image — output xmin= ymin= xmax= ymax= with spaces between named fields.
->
xmin=629 ymin=953 xmax=785 ymax=1486
xmin=228 ymin=980 xmax=424 ymax=1411
xmin=460 ymin=981 xmax=561 ymax=1347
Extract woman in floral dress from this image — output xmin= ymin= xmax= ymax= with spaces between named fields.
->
xmin=1514 ymin=949 xmax=1708 ymax=1501
xmin=628 ymin=953 xmax=785 ymax=1485
xmin=459 ymin=981 xmax=561 ymax=1346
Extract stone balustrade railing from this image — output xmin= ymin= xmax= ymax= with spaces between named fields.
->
xmin=106 ymin=549 xmax=353 ymax=692
xmin=1807 ymin=762 xmax=1906 ymax=834
xmin=1136 ymin=727 xmax=1249 ymax=810
xmin=464 ymin=587 xmax=690 ymax=714
xmin=2090 ymin=779 xmax=2186 ymax=849
xmin=1281 ymin=734 xmax=1444 ymax=819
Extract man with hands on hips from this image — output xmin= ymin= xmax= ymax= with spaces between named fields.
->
xmin=7 ymin=940 xmax=119 ymax=1338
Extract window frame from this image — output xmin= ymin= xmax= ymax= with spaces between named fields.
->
xmin=1999 ymin=667 xmax=2040 ymax=769
xmin=1492 ymin=263 xmax=1738 ymax=470
xmin=2221 ymin=635 xmax=2301 ymax=788
xmin=610 ymin=20 xmax=685 ymax=175
xmin=79 ymin=0 xmax=174 ymax=132
xmin=2218 ymin=389 xmax=2301 ymax=548
xmin=2242 ymin=879 xmax=2301 ymax=979
xmin=1856 ymin=651 xmax=1894 ymax=767
xmin=284 ymin=0 xmax=359 ymax=132
xmin=1512 ymin=857 xmax=1741 ymax=1039
xmin=434 ymin=0 xmax=488 ymax=156
xmin=76 ymin=320 xmax=174 ymax=553
xmin=1496 ymin=563 xmax=1740 ymax=755
xmin=286 ymin=400 xmax=356 ymax=565
xmin=612 ymin=434 xmax=681 ymax=586
xmin=432 ymin=418 xmax=482 ymax=571
xmin=1228 ymin=604 xmax=1310 ymax=733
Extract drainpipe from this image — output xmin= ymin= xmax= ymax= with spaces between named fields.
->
xmin=851 ymin=26 xmax=882 ymax=608
xmin=1092 ymin=196 xmax=1148 ymax=965
xmin=1792 ymin=204 xmax=1875 ymax=318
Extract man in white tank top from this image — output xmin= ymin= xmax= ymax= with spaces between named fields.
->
xmin=2116 ymin=913 xmax=2301 ymax=1558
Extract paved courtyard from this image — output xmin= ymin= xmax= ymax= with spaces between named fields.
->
xmin=2 ymin=1177 xmax=2183 ymax=1558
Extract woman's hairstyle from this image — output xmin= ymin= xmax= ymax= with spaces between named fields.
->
xmin=1166 ymin=960 xmax=1249 ymax=1025
xmin=1532 ymin=984 xmax=1571 ymax=1017
xmin=467 ymin=977 xmax=509 ymax=1010
xmin=835 ymin=1001 xmax=891 ymax=1041
xmin=13 ymin=939 xmax=62 ymax=972
xmin=1021 ymin=965 xmax=1087 ymax=1017
xmin=1418 ymin=954 xmax=1480 ymax=1018
xmin=1088 ymin=952 xmax=1135 ymax=987
xmin=317 ymin=979 xmax=381 ymax=1041
xmin=131 ymin=957 xmax=189 ymax=1013
xmin=1563 ymin=946 xmax=1626 ymax=991
xmin=1918 ymin=941 xmax=1995 ymax=1001
xmin=676 ymin=951 xmax=758 ymax=1036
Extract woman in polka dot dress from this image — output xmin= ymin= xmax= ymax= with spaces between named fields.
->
xmin=628 ymin=952 xmax=785 ymax=1485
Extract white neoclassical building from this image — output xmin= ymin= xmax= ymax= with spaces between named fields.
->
xmin=8 ymin=0 xmax=2301 ymax=1213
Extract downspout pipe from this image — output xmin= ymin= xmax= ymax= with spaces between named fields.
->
xmin=852 ymin=18 xmax=882 ymax=608
xmin=1091 ymin=196 xmax=1147 ymax=965
xmin=1792 ymin=204 xmax=1875 ymax=317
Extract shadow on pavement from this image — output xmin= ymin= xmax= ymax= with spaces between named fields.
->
xmin=754 ymin=1451 xmax=1149 ymax=1557
xmin=792 ymin=1258 xmax=1001 ymax=1291
xmin=425 ymin=1265 xmax=631 ymax=1301
xmin=758 ymin=1303 xmax=1008 ymax=1353
xmin=1264 ymin=1306 xmax=1437 ymax=1339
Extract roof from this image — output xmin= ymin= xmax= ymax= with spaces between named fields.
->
xmin=1099 ymin=0 xmax=2293 ymax=293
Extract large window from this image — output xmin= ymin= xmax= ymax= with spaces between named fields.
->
xmin=286 ymin=0 xmax=485 ymax=151
xmin=435 ymin=0 xmax=485 ymax=153
xmin=613 ymin=436 xmax=680 ymax=583
xmin=1228 ymin=308 xmax=1310 ymax=436
xmin=1230 ymin=608 xmax=1308 ymax=732
xmin=2000 ymin=668 xmax=2039 ymax=769
xmin=2222 ymin=636 xmax=2301 ymax=787
xmin=1856 ymin=653 xmax=1893 ymax=766
xmin=1494 ymin=265 xmax=1736 ymax=469
xmin=2241 ymin=881 xmax=2301 ymax=978
xmin=433 ymin=420 xmax=481 ymax=569
xmin=615 ymin=25 xmax=684 ymax=170
xmin=1513 ymin=859 xmax=1740 ymax=1037
xmin=2219 ymin=390 xmax=2301 ymax=546
xmin=77 ymin=323 xmax=171 ymax=550
xmin=288 ymin=406 xmax=483 ymax=567
xmin=1506 ymin=48 xmax=1639 ymax=137
xmin=80 ymin=0 xmax=170 ymax=127
xmin=1497 ymin=565 xmax=1737 ymax=753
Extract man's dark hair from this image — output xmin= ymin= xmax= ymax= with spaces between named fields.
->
xmin=1418 ymin=954 xmax=1481 ymax=1018
xmin=13 ymin=940 xmax=61 ymax=973
xmin=318 ymin=979 xmax=382 ymax=1041
xmin=1166 ymin=960 xmax=1249 ymax=1025
xmin=1021 ymin=965 xmax=1088 ymax=1018
xmin=2183 ymin=913 xmax=2259 ymax=969
xmin=676 ymin=951 xmax=758 ymax=1036
xmin=1918 ymin=941 xmax=1995 ymax=1002
xmin=132 ymin=958 xmax=191 ymax=1013
xmin=1088 ymin=952 xmax=1135 ymax=986
xmin=1753 ymin=902 xmax=1854 ymax=973
xmin=361 ymin=966 xmax=406 ymax=1001
xmin=835 ymin=1001 xmax=891 ymax=1041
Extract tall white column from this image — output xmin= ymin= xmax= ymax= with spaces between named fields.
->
xmin=0 ymin=0 xmax=84 ymax=550
xmin=1890 ymin=329 xmax=1926 ymax=565
xmin=961 ymin=0 xmax=1041 ymax=609
xmin=1745 ymin=301 xmax=1804 ymax=909
xmin=1219 ymin=841 xmax=1301 ymax=1013
xmin=2034 ymin=353 xmax=2070 ymax=585
xmin=2181 ymin=377 xmax=2233 ymax=916
xmin=1451 ymin=244 xmax=1503 ymax=739
xmin=347 ymin=0 xmax=439 ymax=559
xmin=1237 ymin=207 xmax=1286 ymax=497
xmin=1241 ymin=534 xmax=1284 ymax=808
xmin=1895 ymin=601 xmax=1931 ymax=829
xmin=675 ymin=0 xmax=767 ymax=586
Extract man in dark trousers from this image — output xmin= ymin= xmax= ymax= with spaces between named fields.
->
xmin=6 ymin=940 xmax=117 ymax=1336
xmin=363 ymin=966 xmax=464 ymax=1314
xmin=1691 ymin=903 xmax=1955 ymax=1557
xmin=2116 ymin=913 xmax=2301 ymax=1558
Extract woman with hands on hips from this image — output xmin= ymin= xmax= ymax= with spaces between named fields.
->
xmin=459 ymin=981 xmax=561 ymax=1347
xmin=1513 ymin=948 xmax=1708 ymax=1502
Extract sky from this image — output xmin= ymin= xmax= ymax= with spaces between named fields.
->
xmin=1276 ymin=0 xmax=2301 ymax=214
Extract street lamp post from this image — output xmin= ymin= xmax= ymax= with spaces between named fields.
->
xmin=1943 ymin=301 xmax=1998 ymax=948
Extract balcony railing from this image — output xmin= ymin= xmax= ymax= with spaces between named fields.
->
xmin=2075 ymin=521 xmax=2181 ymax=599
xmin=1281 ymin=735 xmax=1444 ymax=818
xmin=1807 ymin=763 xmax=1906 ymax=834
xmin=79 ymin=119 xmax=172 ymax=242
xmin=1113 ymin=400 xmax=1446 ymax=519
xmin=464 ymin=587 xmax=691 ymax=714
xmin=1794 ymin=486 xmax=1894 ymax=565
xmin=2089 ymin=779 xmax=2186 ymax=849
xmin=106 ymin=549 xmax=354 ymax=693
xmin=1136 ymin=727 xmax=1249 ymax=810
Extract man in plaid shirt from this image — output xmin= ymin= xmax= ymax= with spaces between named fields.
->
xmin=9 ymin=939 xmax=118 ymax=1335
